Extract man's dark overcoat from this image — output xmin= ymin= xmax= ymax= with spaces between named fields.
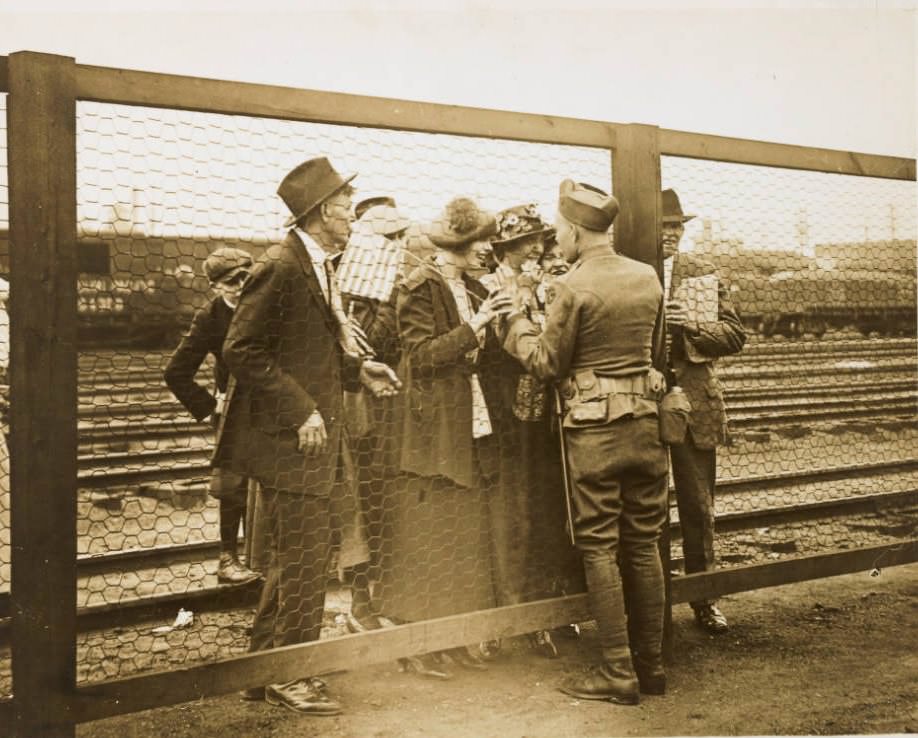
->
xmin=164 ymin=295 xmax=233 ymax=422
xmin=213 ymin=230 xmax=361 ymax=494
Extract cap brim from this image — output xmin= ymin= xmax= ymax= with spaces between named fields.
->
xmin=377 ymin=217 xmax=412 ymax=237
xmin=662 ymin=214 xmax=695 ymax=223
xmin=283 ymin=172 xmax=358 ymax=228
xmin=211 ymin=264 xmax=251 ymax=283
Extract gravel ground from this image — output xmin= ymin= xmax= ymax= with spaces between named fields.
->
xmin=72 ymin=563 xmax=918 ymax=738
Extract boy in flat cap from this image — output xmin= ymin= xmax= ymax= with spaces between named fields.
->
xmin=164 ymin=247 xmax=260 ymax=585
xmin=502 ymin=180 xmax=669 ymax=705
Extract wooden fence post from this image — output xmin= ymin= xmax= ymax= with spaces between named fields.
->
xmin=8 ymin=51 xmax=79 ymax=738
xmin=611 ymin=124 xmax=672 ymax=660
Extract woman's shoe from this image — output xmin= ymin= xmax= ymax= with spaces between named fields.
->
xmin=478 ymin=639 xmax=502 ymax=659
xmin=445 ymin=646 xmax=488 ymax=671
xmin=528 ymin=630 xmax=559 ymax=659
xmin=398 ymin=654 xmax=452 ymax=680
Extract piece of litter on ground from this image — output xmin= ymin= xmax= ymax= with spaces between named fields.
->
xmin=151 ymin=608 xmax=194 ymax=634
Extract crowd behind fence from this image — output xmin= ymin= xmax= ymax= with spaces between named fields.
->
xmin=0 ymin=51 xmax=915 ymax=736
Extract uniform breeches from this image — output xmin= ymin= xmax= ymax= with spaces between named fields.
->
xmin=565 ymin=415 xmax=668 ymax=661
xmin=565 ymin=415 xmax=669 ymax=555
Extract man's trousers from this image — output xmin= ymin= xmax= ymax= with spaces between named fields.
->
xmin=669 ymin=434 xmax=717 ymax=608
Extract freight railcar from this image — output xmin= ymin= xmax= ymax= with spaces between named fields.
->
xmin=0 ymin=230 xmax=267 ymax=349
xmin=733 ymin=268 xmax=916 ymax=338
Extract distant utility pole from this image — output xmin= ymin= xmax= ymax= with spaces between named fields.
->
xmin=889 ymin=203 xmax=897 ymax=240
xmin=795 ymin=207 xmax=811 ymax=256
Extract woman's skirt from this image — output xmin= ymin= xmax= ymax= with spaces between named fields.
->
xmin=377 ymin=473 xmax=495 ymax=623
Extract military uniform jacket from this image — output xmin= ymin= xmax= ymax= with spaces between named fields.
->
xmin=163 ymin=295 xmax=233 ymax=422
xmin=504 ymin=246 xmax=663 ymax=387
xmin=212 ymin=231 xmax=362 ymax=495
xmin=668 ymin=253 xmax=747 ymax=450
xmin=396 ymin=265 xmax=502 ymax=490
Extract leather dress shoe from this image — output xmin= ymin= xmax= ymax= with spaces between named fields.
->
xmin=528 ymin=630 xmax=559 ymax=659
xmin=217 ymin=553 xmax=261 ymax=585
xmin=694 ymin=604 xmax=729 ymax=634
xmin=445 ymin=647 xmax=488 ymax=671
xmin=345 ymin=611 xmax=381 ymax=634
xmin=265 ymin=678 xmax=342 ymax=715
xmin=559 ymin=666 xmax=640 ymax=705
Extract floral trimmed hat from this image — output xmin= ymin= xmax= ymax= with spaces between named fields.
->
xmin=492 ymin=203 xmax=553 ymax=246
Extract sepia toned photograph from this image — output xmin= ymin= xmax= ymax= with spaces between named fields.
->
xmin=0 ymin=1 xmax=915 ymax=736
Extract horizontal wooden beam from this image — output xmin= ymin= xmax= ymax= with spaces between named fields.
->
xmin=73 ymin=63 xmax=619 ymax=149
xmin=671 ymin=539 xmax=918 ymax=603
xmin=9 ymin=53 xmax=915 ymax=180
xmin=69 ymin=594 xmax=593 ymax=722
xmin=659 ymin=128 xmax=916 ymax=181
xmin=67 ymin=540 xmax=917 ymax=723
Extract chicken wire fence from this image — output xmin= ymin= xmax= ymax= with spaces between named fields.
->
xmin=660 ymin=156 xmax=917 ymax=587
xmin=0 ymin=92 xmax=915 ymax=697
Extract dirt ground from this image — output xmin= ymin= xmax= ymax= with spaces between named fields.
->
xmin=77 ymin=563 xmax=918 ymax=738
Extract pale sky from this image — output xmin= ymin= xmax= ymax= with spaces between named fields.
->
xmin=1 ymin=1 xmax=916 ymax=251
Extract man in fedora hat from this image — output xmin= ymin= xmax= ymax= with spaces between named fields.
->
xmin=661 ymin=188 xmax=746 ymax=635
xmin=164 ymin=246 xmax=260 ymax=586
xmin=502 ymin=180 xmax=669 ymax=705
xmin=214 ymin=156 xmax=401 ymax=716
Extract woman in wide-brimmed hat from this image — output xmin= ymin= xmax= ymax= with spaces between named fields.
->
xmin=375 ymin=196 xmax=512 ymax=678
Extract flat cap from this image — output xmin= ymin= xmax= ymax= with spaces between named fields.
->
xmin=203 ymin=247 xmax=254 ymax=283
xmin=558 ymin=179 xmax=619 ymax=232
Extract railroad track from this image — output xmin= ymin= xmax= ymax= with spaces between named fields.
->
xmin=4 ymin=457 xmax=914 ymax=630
xmin=74 ymin=458 xmax=918 ymax=578
xmin=70 ymin=339 xmax=917 ymax=488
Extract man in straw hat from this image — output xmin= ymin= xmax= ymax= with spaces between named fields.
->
xmin=214 ymin=157 xmax=401 ymax=716
xmin=335 ymin=195 xmax=411 ymax=633
xmin=661 ymin=188 xmax=746 ymax=635
xmin=501 ymin=179 xmax=669 ymax=705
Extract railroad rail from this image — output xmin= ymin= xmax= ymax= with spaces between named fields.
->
xmin=2 ymin=458 xmax=914 ymax=638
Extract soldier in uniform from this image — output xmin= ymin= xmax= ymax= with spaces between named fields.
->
xmin=661 ymin=188 xmax=746 ymax=633
xmin=502 ymin=180 xmax=669 ymax=705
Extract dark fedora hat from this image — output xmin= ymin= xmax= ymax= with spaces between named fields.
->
xmin=278 ymin=157 xmax=357 ymax=229
xmin=557 ymin=179 xmax=619 ymax=232
xmin=492 ymin=203 xmax=553 ymax=247
xmin=428 ymin=197 xmax=497 ymax=251
xmin=661 ymin=189 xmax=695 ymax=223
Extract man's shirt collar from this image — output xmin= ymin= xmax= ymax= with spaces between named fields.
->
xmin=293 ymin=228 xmax=335 ymax=267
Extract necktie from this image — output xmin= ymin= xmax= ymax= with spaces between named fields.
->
xmin=325 ymin=259 xmax=364 ymax=357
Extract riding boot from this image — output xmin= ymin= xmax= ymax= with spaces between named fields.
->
xmin=620 ymin=542 xmax=666 ymax=695
xmin=560 ymin=551 xmax=639 ymax=705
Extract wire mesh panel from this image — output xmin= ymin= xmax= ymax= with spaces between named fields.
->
xmin=660 ymin=156 xmax=917 ymax=602
xmin=72 ymin=99 xmax=611 ymax=684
